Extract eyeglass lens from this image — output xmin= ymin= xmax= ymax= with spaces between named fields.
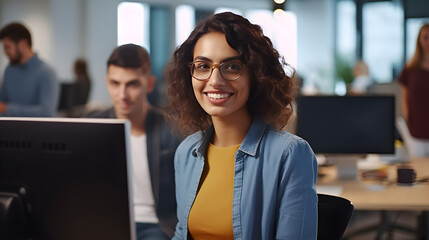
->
xmin=191 ymin=61 xmax=242 ymax=81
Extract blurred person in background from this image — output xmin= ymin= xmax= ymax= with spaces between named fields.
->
xmin=398 ymin=23 xmax=429 ymax=157
xmin=72 ymin=58 xmax=91 ymax=107
xmin=88 ymin=44 xmax=181 ymax=240
xmin=349 ymin=60 xmax=372 ymax=95
xmin=0 ymin=22 xmax=59 ymax=117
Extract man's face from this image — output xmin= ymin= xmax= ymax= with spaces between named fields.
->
xmin=2 ymin=37 xmax=23 ymax=65
xmin=105 ymin=65 xmax=154 ymax=119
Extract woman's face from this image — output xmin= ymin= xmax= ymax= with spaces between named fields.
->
xmin=191 ymin=32 xmax=251 ymax=121
xmin=419 ymin=27 xmax=429 ymax=55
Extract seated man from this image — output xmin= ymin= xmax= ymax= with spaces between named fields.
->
xmin=89 ymin=44 xmax=181 ymax=240
xmin=0 ymin=22 xmax=59 ymax=117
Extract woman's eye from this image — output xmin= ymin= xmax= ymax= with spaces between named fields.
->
xmin=223 ymin=63 xmax=242 ymax=72
xmin=196 ymin=63 xmax=210 ymax=70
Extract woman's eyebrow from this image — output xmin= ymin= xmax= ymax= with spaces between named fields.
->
xmin=193 ymin=56 xmax=241 ymax=62
xmin=221 ymin=56 xmax=241 ymax=62
xmin=193 ymin=56 xmax=212 ymax=62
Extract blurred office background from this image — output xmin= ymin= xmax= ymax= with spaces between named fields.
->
xmin=1 ymin=1 xmax=428 ymax=239
xmin=0 ymin=0 xmax=428 ymax=109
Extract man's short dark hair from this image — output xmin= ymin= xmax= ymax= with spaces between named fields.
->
xmin=107 ymin=44 xmax=151 ymax=74
xmin=0 ymin=22 xmax=32 ymax=47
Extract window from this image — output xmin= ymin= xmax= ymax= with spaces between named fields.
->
xmin=336 ymin=0 xmax=356 ymax=63
xmin=246 ymin=10 xmax=298 ymax=69
xmin=335 ymin=0 xmax=356 ymax=95
xmin=406 ymin=18 xmax=429 ymax=61
xmin=117 ymin=2 xmax=150 ymax=51
xmin=176 ymin=5 xmax=195 ymax=47
xmin=363 ymin=1 xmax=403 ymax=82
xmin=215 ymin=8 xmax=242 ymax=15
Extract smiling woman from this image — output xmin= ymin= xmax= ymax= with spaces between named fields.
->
xmin=164 ymin=12 xmax=318 ymax=240
xmin=190 ymin=32 xmax=251 ymax=128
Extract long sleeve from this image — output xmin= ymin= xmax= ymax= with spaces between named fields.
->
xmin=275 ymin=139 xmax=318 ymax=239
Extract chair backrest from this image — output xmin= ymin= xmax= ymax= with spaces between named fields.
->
xmin=58 ymin=83 xmax=78 ymax=111
xmin=317 ymin=193 xmax=354 ymax=240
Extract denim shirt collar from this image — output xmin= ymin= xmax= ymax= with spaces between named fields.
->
xmin=195 ymin=118 xmax=268 ymax=158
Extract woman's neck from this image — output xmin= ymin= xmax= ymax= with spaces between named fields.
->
xmin=211 ymin=112 xmax=252 ymax=147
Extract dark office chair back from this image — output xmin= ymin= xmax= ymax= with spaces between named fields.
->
xmin=58 ymin=83 xmax=77 ymax=111
xmin=317 ymin=193 xmax=354 ymax=240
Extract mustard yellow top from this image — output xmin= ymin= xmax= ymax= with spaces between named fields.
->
xmin=188 ymin=143 xmax=239 ymax=240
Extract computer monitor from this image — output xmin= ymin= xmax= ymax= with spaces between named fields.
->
xmin=0 ymin=118 xmax=135 ymax=240
xmin=296 ymin=95 xmax=395 ymax=154
xmin=295 ymin=95 xmax=395 ymax=178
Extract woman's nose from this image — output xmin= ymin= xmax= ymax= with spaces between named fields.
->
xmin=207 ymin=67 xmax=226 ymax=86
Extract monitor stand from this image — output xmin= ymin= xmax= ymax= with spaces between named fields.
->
xmin=324 ymin=155 xmax=366 ymax=180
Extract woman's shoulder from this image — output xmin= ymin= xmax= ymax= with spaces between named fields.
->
xmin=264 ymin=128 xmax=313 ymax=154
xmin=262 ymin=129 xmax=317 ymax=174
xmin=265 ymin=128 xmax=304 ymax=143
xmin=176 ymin=131 xmax=203 ymax=153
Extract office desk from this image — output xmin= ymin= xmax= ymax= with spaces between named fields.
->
xmin=317 ymin=157 xmax=429 ymax=210
xmin=317 ymin=157 xmax=429 ymax=239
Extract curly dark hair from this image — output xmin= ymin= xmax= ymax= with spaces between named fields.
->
xmin=165 ymin=12 xmax=296 ymax=135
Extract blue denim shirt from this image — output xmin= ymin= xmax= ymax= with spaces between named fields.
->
xmin=173 ymin=118 xmax=318 ymax=240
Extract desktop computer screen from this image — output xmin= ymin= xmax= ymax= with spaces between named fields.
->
xmin=0 ymin=118 xmax=135 ymax=240
xmin=296 ymin=95 xmax=395 ymax=154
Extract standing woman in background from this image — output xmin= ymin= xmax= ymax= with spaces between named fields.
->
xmin=398 ymin=23 xmax=429 ymax=157
xmin=165 ymin=12 xmax=318 ymax=240
xmin=73 ymin=58 xmax=91 ymax=106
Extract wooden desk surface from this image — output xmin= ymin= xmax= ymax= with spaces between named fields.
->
xmin=317 ymin=157 xmax=429 ymax=211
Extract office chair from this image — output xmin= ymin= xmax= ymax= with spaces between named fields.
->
xmin=342 ymin=210 xmax=419 ymax=240
xmin=318 ymin=193 xmax=354 ymax=240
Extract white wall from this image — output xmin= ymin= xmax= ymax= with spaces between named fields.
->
xmin=0 ymin=0 xmax=53 ymax=73
xmin=50 ymin=0 xmax=86 ymax=81
xmin=85 ymin=0 xmax=120 ymax=106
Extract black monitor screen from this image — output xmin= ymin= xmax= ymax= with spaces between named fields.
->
xmin=0 ymin=118 xmax=135 ymax=240
xmin=296 ymin=95 xmax=395 ymax=154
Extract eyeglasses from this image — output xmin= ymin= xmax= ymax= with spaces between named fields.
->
xmin=188 ymin=60 xmax=243 ymax=81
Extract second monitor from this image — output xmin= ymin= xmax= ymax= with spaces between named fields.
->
xmin=296 ymin=95 xmax=395 ymax=155
xmin=296 ymin=95 xmax=395 ymax=179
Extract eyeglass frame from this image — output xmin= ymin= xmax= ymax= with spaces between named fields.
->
xmin=188 ymin=60 xmax=244 ymax=81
